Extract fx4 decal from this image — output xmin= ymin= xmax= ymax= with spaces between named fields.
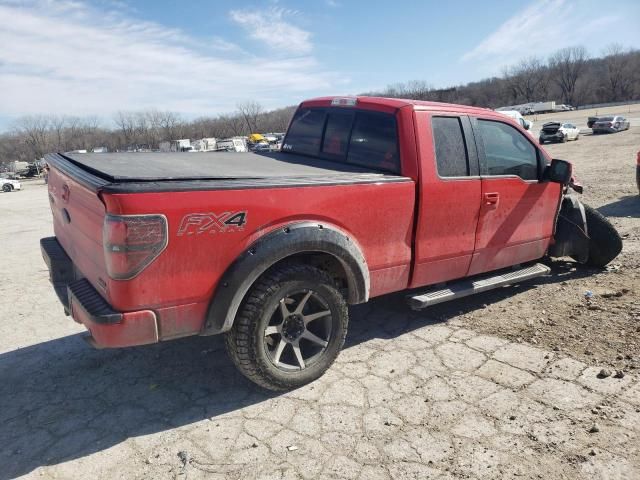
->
xmin=177 ymin=211 xmax=247 ymax=236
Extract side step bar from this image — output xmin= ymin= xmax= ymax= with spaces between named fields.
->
xmin=408 ymin=263 xmax=550 ymax=310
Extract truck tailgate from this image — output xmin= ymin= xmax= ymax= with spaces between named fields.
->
xmin=48 ymin=164 xmax=108 ymax=299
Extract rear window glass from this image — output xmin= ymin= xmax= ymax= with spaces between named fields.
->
xmin=599 ymin=117 xmax=614 ymax=121
xmin=347 ymin=112 xmax=399 ymax=172
xmin=283 ymin=107 xmax=400 ymax=173
xmin=432 ymin=116 xmax=469 ymax=177
xmin=283 ymin=109 xmax=326 ymax=155
xmin=322 ymin=112 xmax=353 ymax=157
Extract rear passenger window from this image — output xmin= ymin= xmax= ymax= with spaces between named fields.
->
xmin=432 ymin=116 xmax=469 ymax=177
xmin=476 ymin=120 xmax=539 ymax=180
xmin=348 ymin=112 xmax=399 ymax=173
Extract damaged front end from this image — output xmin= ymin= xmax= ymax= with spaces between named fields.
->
xmin=548 ymin=196 xmax=590 ymax=263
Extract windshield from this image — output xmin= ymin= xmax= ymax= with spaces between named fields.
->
xmin=283 ymin=107 xmax=400 ymax=173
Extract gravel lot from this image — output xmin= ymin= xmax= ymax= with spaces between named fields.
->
xmin=1 ymin=110 xmax=639 ymax=480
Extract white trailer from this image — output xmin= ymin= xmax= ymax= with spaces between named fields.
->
xmin=532 ymin=101 xmax=556 ymax=114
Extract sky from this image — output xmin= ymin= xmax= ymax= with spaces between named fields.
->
xmin=1 ymin=0 xmax=639 ymax=130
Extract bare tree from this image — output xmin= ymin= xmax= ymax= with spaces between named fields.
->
xmin=504 ymin=57 xmax=547 ymax=102
xmin=14 ymin=116 xmax=50 ymax=159
xmin=548 ymin=46 xmax=588 ymax=105
xmin=602 ymin=44 xmax=636 ymax=101
xmin=114 ymin=111 xmax=136 ymax=148
xmin=237 ymin=101 xmax=263 ymax=133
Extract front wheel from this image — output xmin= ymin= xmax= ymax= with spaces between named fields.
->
xmin=225 ymin=263 xmax=348 ymax=391
xmin=561 ymin=134 xmax=568 ymax=143
xmin=2 ymin=184 xmax=12 ymax=193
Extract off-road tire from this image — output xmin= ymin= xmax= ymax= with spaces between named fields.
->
xmin=2 ymin=184 xmax=12 ymax=192
xmin=582 ymin=204 xmax=623 ymax=267
xmin=225 ymin=263 xmax=348 ymax=391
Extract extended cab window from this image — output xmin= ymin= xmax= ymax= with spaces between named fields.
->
xmin=432 ymin=116 xmax=469 ymax=177
xmin=476 ymin=120 xmax=538 ymax=180
xmin=283 ymin=108 xmax=400 ymax=173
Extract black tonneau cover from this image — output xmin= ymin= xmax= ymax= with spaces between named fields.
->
xmin=46 ymin=151 xmax=410 ymax=193
xmin=61 ymin=151 xmax=375 ymax=182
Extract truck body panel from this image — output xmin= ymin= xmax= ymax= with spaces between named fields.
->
xmin=42 ymin=96 xmax=566 ymax=350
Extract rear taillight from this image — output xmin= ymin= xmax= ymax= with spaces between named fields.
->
xmin=103 ymin=214 xmax=168 ymax=280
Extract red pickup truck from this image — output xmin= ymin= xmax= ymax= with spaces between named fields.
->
xmin=41 ymin=96 xmax=622 ymax=390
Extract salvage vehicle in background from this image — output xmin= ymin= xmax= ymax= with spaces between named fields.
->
xmin=592 ymin=116 xmax=631 ymax=133
xmin=41 ymin=96 xmax=622 ymax=390
xmin=496 ymin=110 xmax=533 ymax=134
xmin=539 ymin=122 xmax=580 ymax=144
xmin=587 ymin=116 xmax=600 ymax=128
xmin=1 ymin=176 xmax=22 ymax=192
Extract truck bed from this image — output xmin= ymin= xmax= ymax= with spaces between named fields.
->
xmin=46 ymin=151 xmax=408 ymax=193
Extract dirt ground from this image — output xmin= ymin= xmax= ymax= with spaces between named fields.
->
xmin=456 ymin=104 xmax=640 ymax=371
xmin=1 ymin=109 xmax=639 ymax=480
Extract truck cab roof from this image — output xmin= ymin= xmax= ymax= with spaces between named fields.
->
xmin=300 ymin=96 xmax=494 ymax=116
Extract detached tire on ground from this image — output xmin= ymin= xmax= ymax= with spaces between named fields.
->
xmin=582 ymin=204 xmax=623 ymax=268
xmin=225 ymin=263 xmax=348 ymax=391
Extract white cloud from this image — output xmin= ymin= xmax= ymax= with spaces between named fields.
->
xmin=461 ymin=0 xmax=622 ymax=73
xmin=0 ymin=0 xmax=338 ymax=126
xmin=230 ymin=7 xmax=312 ymax=55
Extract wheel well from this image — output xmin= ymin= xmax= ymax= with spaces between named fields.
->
xmin=203 ymin=222 xmax=369 ymax=336
xmin=266 ymin=252 xmax=350 ymax=298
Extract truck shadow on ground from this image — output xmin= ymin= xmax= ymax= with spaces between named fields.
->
xmin=1 ymin=259 xmax=594 ymax=479
xmin=597 ymin=195 xmax=640 ymax=218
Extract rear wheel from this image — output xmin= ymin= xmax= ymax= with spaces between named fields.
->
xmin=581 ymin=204 xmax=623 ymax=268
xmin=225 ymin=263 xmax=348 ymax=391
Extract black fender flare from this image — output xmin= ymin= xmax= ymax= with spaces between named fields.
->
xmin=201 ymin=222 xmax=369 ymax=335
xmin=548 ymin=196 xmax=589 ymax=262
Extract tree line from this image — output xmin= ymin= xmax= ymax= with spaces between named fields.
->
xmin=1 ymin=44 xmax=638 ymax=167
xmin=367 ymin=45 xmax=640 ymax=108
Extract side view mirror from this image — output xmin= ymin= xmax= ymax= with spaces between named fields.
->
xmin=546 ymin=159 xmax=572 ymax=185
xmin=524 ymin=120 xmax=531 ymax=131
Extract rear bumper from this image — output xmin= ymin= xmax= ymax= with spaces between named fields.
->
xmin=40 ymin=236 xmax=159 ymax=348
xmin=540 ymin=134 xmax=563 ymax=143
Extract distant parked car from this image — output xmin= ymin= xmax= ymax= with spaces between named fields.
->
xmin=587 ymin=116 xmax=600 ymax=128
xmin=539 ymin=122 xmax=580 ymax=144
xmin=1 ymin=177 xmax=22 ymax=192
xmin=496 ymin=110 xmax=534 ymax=134
xmin=592 ymin=116 xmax=630 ymax=134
